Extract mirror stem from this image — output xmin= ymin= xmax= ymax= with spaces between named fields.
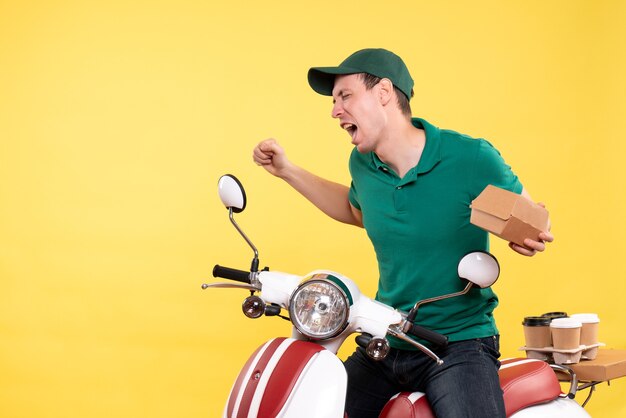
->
xmin=229 ymin=208 xmax=260 ymax=272
xmin=406 ymin=281 xmax=473 ymax=323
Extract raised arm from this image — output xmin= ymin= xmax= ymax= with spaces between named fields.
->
xmin=253 ymin=138 xmax=363 ymax=227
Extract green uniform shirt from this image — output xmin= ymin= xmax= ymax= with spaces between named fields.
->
xmin=348 ymin=118 xmax=522 ymax=349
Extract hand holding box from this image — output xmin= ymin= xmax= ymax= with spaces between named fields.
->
xmin=470 ymin=185 xmax=550 ymax=247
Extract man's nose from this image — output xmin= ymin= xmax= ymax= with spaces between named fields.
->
xmin=331 ymin=101 xmax=343 ymax=119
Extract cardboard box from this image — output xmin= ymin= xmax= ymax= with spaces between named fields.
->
xmin=470 ymin=185 xmax=549 ymax=247
xmin=568 ymin=349 xmax=626 ymax=382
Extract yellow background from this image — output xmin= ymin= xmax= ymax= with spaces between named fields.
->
xmin=1 ymin=0 xmax=625 ymax=417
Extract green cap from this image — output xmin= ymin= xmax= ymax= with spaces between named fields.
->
xmin=308 ymin=48 xmax=414 ymax=100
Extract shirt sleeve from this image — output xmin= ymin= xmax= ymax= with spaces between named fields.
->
xmin=348 ymin=181 xmax=361 ymax=210
xmin=470 ymin=139 xmax=523 ymax=199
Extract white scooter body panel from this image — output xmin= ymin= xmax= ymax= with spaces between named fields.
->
xmin=257 ymin=271 xmax=301 ymax=308
xmin=509 ymin=397 xmax=592 ymax=418
xmin=223 ymin=338 xmax=346 ymax=418
xmin=274 ymin=349 xmax=346 ymax=417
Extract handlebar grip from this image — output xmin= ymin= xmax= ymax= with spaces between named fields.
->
xmin=406 ymin=323 xmax=449 ymax=348
xmin=212 ymin=265 xmax=251 ymax=284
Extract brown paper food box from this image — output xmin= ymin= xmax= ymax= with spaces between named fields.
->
xmin=470 ymin=185 xmax=550 ymax=247
xmin=567 ymin=349 xmax=626 ymax=382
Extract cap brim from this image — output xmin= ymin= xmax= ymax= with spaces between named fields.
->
xmin=307 ymin=66 xmax=361 ymax=96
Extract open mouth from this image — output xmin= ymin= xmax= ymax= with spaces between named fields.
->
xmin=342 ymin=123 xmax=357 ymax=140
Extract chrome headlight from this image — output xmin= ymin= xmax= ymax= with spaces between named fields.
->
xmin=289 ymin=275 xmax=350 ymax=340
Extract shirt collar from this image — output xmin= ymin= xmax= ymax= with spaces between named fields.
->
xmin=370 ymin=117 xmax=442 ymax=177
xmin=413 ymin=117 xmax=441 ymax=174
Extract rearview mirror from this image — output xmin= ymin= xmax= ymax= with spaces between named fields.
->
xmin=218 ymin=174 xmax=246 ymax=213
xmin=457 ymin=251 xmax=500 ymax=288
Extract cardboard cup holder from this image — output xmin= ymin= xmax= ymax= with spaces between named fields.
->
xmin=581 ymin=345 xmax=600 ymax=361
xmin=520 ymin=343 xmax=605 ymax=365
xmin=519 ymin=312 xmax=602 ymax=365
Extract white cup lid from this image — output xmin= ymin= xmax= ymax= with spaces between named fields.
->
xmin=550 ymin=317 xmax=582 ymax=329
xmin=570 ymin=313 xmax=600 ymax=323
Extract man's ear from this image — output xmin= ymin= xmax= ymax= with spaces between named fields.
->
xmin=378 ymin=78 xmax=394 ymax=106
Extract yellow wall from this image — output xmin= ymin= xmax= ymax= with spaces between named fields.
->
xmin=1 ymin=1 xmax=625 ymax=416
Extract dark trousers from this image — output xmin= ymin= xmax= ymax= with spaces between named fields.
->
xmin=344 ymin=336 xmax=506 ymax=418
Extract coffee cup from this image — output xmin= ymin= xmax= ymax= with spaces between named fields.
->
xmin=522 ymin=316 xmax=552 ymax=348
xmin=541 ymin=311 xmax=568 ymax=321
xmin=550 ymin=318 xmax=582 ymax=350
xmin=570 ymin=313 xmax=600 ymax=359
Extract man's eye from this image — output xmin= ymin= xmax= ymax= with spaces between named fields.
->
xmin=342 ymin=94 xmax=351 ymax=100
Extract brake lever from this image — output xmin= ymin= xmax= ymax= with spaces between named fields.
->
xmin=201 ymin=282 xmax=261 ymax=291
xmin=387 ymin=324 xmax=444 ymax=366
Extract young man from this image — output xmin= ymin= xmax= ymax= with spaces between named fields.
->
xmin=253 ymin=48 xmax=553 ymax=418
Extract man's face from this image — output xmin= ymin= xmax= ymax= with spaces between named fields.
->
xmin=331 ymin=74 xmax=385 ymax=153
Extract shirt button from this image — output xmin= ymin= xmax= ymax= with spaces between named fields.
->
xmin=397 ymin=186 xmax=402 ymax=190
